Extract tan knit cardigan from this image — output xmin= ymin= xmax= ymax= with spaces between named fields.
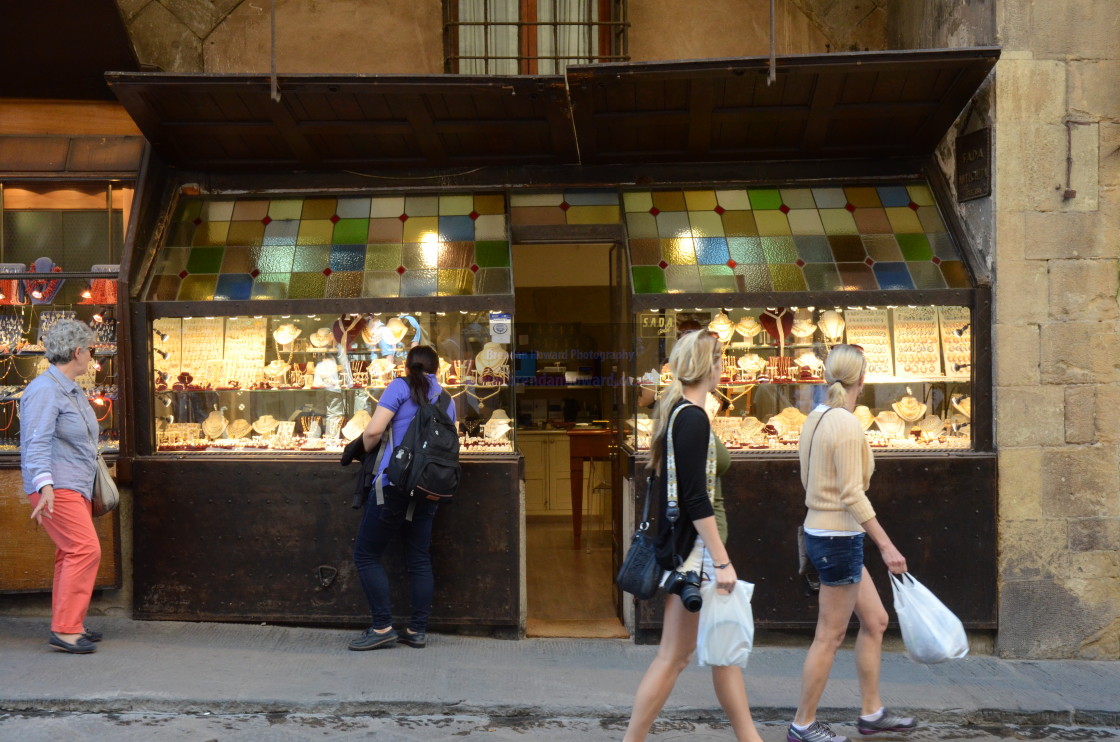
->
xmin=798 ymin=406 xmax=877 ymax=533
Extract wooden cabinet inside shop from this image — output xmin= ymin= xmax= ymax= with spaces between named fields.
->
xmin=520 ymin=431 xmax=571 ymax=514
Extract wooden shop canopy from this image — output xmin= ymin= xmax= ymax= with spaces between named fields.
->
xmin=106 ymin=47 xmax=998 ymax=172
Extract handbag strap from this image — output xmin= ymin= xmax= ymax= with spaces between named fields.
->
xmin=637 ymin=474 xmax=655 ymax=531
xmin=45 ymin=370 xmax=98 ymax=449
xmin=804 ymin=406 xmax=837 ymax=485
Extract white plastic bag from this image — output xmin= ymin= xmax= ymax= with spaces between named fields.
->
xmin=696 ymin=580 xmax=754 ymax=668
xmin=890 ymin=573 xmax=969 ymax=664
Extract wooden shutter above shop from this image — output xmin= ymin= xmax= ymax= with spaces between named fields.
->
xmin=107 ymin=48 xmax=997 ymax=172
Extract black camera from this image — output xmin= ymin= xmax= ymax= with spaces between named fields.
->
xmin=663 ymin=570 xmax=703 ymax=612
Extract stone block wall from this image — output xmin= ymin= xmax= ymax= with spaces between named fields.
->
xmin=991 ymin=0 xmax=1120 ymax=659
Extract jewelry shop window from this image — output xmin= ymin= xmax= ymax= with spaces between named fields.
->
xmin=445 ymin=0 xmax=629 ymax=74
xmin=0 ymin=181 xmax=132 ymax=455
xmin=624 ymin=182 xmax=977 ymax=454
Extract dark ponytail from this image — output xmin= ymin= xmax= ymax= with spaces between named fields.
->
xmin=405 ymin=345 xmax=439 ymax=406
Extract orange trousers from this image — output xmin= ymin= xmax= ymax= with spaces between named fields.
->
xmin=28 ymin=488 xmax=101 ymax=634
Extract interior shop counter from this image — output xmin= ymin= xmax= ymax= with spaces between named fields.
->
xmin=624 ymin=451 xmax=996 ymax=642
xmin=131 ymin=454 xmax=520 ymax=631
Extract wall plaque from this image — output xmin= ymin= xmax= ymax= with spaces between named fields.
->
xmin=955 ymin=128 xmax=991 ymax=202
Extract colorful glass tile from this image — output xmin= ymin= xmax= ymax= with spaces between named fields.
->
xmin=885 ymin=207 xmax=924 ymax=233
xmin=224 ymin=221 xmax=264 ymax=247
xmin=780 ymin=189 xmax=817 ymax=209
xmin=201 ymin=200 xmax=234 ymax=222
xmin=252 ymin=273 xmax=288 ymax=299
xmin=300 ymin=198 xmax=336 ymax=220
xmin=179 ymin=274 xmax=217 ymax=301
xmin=853 ymin=208 xmax=893 ymax=234
xmin=438 ymin=269 xmax=474 ymax=296
xmin=214 ymin=273 xmax=254 ymax=300
xmin=474 ymin=241 xmax=510 ymax=268
xmin=928 ymin=232 xmax=957 ymax=261
xmin=623 ymin=191 xmax=654 ymax=213
xmin=803 ymin=263 xmax=843 ymax=291
xmin=263 ymin=219 xmax=299 ymax=246
xmin=221 ymin=247 xmax=254 ymax=274
xmin=473 ymin=194 xmax=506 ymax=215
xmin=861 ymin=234 xmax=904 ymax=263
xmin=907 ymin=184 xmax=935 ymax=206
xmin=626 ymin=213 xmax=659 ymax=240
xmin=402 ymin=216 xmax=439 ymax=243
xmin=367 ymin=217 xmax=404 ymax=242
xmin=631 ymin=266 xmax=668 ymax=294
xmin=155 ymin=247 xmax=190 ymax=275
xmin=266 ymin=199 xmax=303 ymax=220
xmin=175 ymin=199 xmax=203 ymax=223
xmin=232 ymin=200 xmax=270 ymax=221
xmin=768 ymin=264 xmax=808 ymax=291
xmin=916 ymin=206 xmax=946 ymax=233
xmin=165 ymin=222 xmax=196 ymax=247
xmin=329 ymin=245 xmax=366 ymax=272
xmin=683 ymin=190 xmax=718 ymax=211
xmin=787 ymin=209 xmax=825 ymax=235
xmin=695 ymin=237 xmax=730 ymax=265
xmin=664 ymin=265 xmax=702 ymax=293
xmin=192 ymin=222 xmax=230 ymax=247
xmin=292 ymin=245 xmax=330 ymax=272
xmin=760 ymin=236 xmax=798 ymax=264
xmin=721 ymin=211 xmax=758 ymax=238
xmin=473 ymin=214 xmax=507 ymax=241
xmin=795 ymin=235 xmax=834 ymax=263
xmin=402 ymin=243 xmax=438 ymax=271
xmin=896 ymin=233 xmax=933 ymax=261
xmin=836 ymin=263 xmax=879 ymax=290
xmin=819 ymin=209 xmax=859 ymax=236
xmin=148 ymin=274 xmax=181 ymax=300
xmin=908 ymin=261 xmax=948 ymax=289
xmin=827 ymin=235 xmax=867 ymax=263
xmin=325 ymin=271 xmax=363 ymax=298
xmin=661 ymin=236 xmax=697 ymax=265
xmin=510 ymin=206 xmax=565 ymax=226
xmin=332 ymin=218 xmax=369 ymax=245
xmin=370 ymin=196 xmax=405 ymax=218
xmin=872 ymin=262 xmax=914 ymax=290
xmin=687 ymin=211 xmax=724 ymax=238
xmin=439 ymin=194 xmax=475 ymax=215
xmin=748 ymin=189 xmax=782 ymax=210
xmin=876 ymin=186 xmax=912 ymax=207
xmin=844 ymin=187 xmax=881 ymax=208
xmin=628 ymin=238 xmax=661 ymax=266
xmin=754 ymin=211 xmax=792 ymax=236
xmin=436 ymin=215 xmax=473 ymax=242
xmin=699 ymin=265 xmax=736 ymax=292
xmin=288 ymin=272 xmax=327 ymax=299
xmin=810 ymin=188 xmax=846 ymax=208
xmin=727 ymin=236 xmax=766 ymax=265
xmin=566 ymin=190 xmax=619 ymax=206
xmin=731 ymin=263 xmax=772 ymax=292
xmin=510 ymin=192 xmax=563 ymax=207
xmin=365 ymin=244 xmax=402 ymax=272
xmin=296 ymin=219 xmax=333 ymax=246
xmin=404 ymin=195 xmax=439 ymax=217
xmin=940 ymin=260 xmax=970 ymax=288
xmin=651 ymin=191 xmax=687 ymax=212
xmin=401 ymin=269 xmax=438 ymax=297
xmin=185 ymin=246 xmax=224 ymax=274
xmin=335 ymin=197 xmax=372 ymax=219
xmin=567 ymin=205 xmax=621 ymax=224
xmin=656 ymin=211 xmax=691 ymax=239
xmin=362 ymin=271 xmax=400 ymax=298
xmin=257 ymin=245 xmax=295 ymax=273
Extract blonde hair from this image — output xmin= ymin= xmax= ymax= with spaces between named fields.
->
xmin=824 ymin=344 xmax=866 ymax=408
xmin=648 ymin=331 xmax=720 ymax=473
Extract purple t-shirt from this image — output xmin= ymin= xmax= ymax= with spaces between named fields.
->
xmin=375 ymin=374 xmax=457 ymax=486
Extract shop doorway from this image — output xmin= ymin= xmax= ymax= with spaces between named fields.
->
xmin=512 ymin=243 xmax=629 ymax=638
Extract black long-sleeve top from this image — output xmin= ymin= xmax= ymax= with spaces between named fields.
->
xmin=654 ymin=402 xmax=716 ymax=570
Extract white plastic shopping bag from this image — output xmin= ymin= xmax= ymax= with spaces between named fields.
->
xmin=696 ymin=580 xmax=754 ymax=668
xmin=890 ymin=573 xmax=969 ymax=664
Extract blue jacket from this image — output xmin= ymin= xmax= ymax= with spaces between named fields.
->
xmin=20 ymin=365 xmax=99 ymax=498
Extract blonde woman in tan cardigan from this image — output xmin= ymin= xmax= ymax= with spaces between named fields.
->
xmin=786 ymin=345 xmax=915 ymax=742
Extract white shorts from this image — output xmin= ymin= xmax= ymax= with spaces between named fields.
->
xmin=661 ymin=537 xmax=714 ymax=585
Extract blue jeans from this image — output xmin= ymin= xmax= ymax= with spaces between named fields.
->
xmin=804 ymin=532 xmax=865 ymax=586
xmin=353 ymin=483 xmax=439 ymax=633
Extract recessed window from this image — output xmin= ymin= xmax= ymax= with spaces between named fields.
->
xmin=445 ymin=0 xmax=628 ymax=75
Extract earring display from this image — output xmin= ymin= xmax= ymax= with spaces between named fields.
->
xmin=893 ymin=306 xmax=942 ymax=377
xmin=939 ymin=306 xmax=971 ymax=379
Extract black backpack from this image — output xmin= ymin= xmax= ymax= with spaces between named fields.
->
xmin=382 ymin=390 xmax=460 ymax=519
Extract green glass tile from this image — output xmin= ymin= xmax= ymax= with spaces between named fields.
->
xmin=780 ymin=189 xmax=816 ymax=209
xmin=165 ymin=222 xmax=196 ymax=247
xmin=403 ymin=216 xmax=439 ymax=243
xmin=795 ymin=236 xmax=833 ymax=263
xmin=252 ymin=273 xmax=289 ymax=300
xmin=661 ymin=237 xmax=697 ymax=265
xmin=731 ymin=263 xmax=771 ymax=292
xmin=827 ymin=235 xmax=867 ymax=262
xmin=473 ymin=194 xmax=506 ymax=215
xmin=787 ymin=209 xmax=825 ymax=235
xmin=629 ymin=238 xmax=660 ymax=265
xmin=226 ymin=221 xmax=266 ymax=246
xmin=626 ymin=213 xmax=659 ymax=240
xmin=232 ymin=200 xmax=269 ymax=221
xmin=687 ymin=211 xmax=724 ymax=238
xmin=439 ymin=194 xmax=474 ymax=215
xmin=155 ymin=247 xmax=190 ymax=275
xmin=293 ymin=245 xmax=330 ymax=272
xmin=844 ymin=187 xmax=880 ymax=208
xmin=192 ymin=221 xmax=230 ymax=247
xmin=297 ymin=220 xmax=333 ymax=246
xmin=333 ymin=218 xmax=369 ymax=245
xmin=401 ymin=269 xmax=438 ymax=297
xmin=371 ymin=196 xmax=405 ymax=219
xmin=917 ymin=206 xmax=946 ymax=232
xmin=147 ymin=274 xmax=180 ymax=301
xmin=803 ymin=264 xmax=843 ymax=291
xmin=438 ymin=242 xmax=474 ymax=269
xmin=365 ymin=244 xmax=402 ymax=271
xmin=820 ymin=209 xmax=858 ymax=235
xmin=683 ymin=190 xmax=717 ymax=211
xmin=721 ymin=211 xmax=757 ymax=237
xmin=174 ymin=200 xmax=203 ymax=223
xmin=179 ymin=274 xmax=217 ymax=301
xmin=896 ymin=233 xmax=933 ymax=261
xmin=404 ymin=195 xmax=439 ymax=217
xmin=728 ymin=237 xmax=765 ymax=264
xmin=861 ymin=234 xmax=903 ymax=262
xmin=761 ymin=236 xmax=797 ymax=263
xmin=631 ymin=265 xmax=667 ymax=293
xmin=474 ymin=241 xmax=510 ymax=268
xmin=940 ymin=260 xmax=971 ymax=288
xmin=475 ymin=267 xmax=511 ymax=295
xmin=664 ymin=265 xmax=702 ymax=293
xmin=268 ymin=199 xmax=304 ymax=220
xmin=623 ymin=191 xmax=653 ymax=213
xmin=908 ymin=261 xmax=948 ymax=289
xmin=403 ymin=242 xmax=438 ymax=270
xmin=836 ymin=263 xmax=879 ymax=290
xmin=362 ymin=271 xmax=401 ymax=298
xmin=656 ymin=211 xmax=691 ymax=239
xmin=257 ymin=244 xmax=295 ymax=273
xmin=201 ymin=200 xmax=234 ymax=222
xmin=748 ymin=189 xmax=783 ymax=210
xmin=221 ymin=246 xmax=254 ymax=273
xmin=768 ymin=264 xmax=807 ymax=291
xmin=755 ymin=210 xmax=791 ymax=236
xmin=289 ymin=271 xmax=327 ymax=298
xmin=325 ymin=271 xmax=363 ymax=298
xmin=853 ymin=208 xmax=892 ymax=234
xmin=651 ymin=191 xmax=686 ymax=212
xmin=186 ymin=246 xmax=224 ymax=273
xmin=699 ymin=265 xmax=736 ymax=293
xmin=302 ymin=198 xmax=337 ymax=220
xmin=368 ymin=217 xmax=404 ymax=242
xmin=715 ymin=189 xmax=751 ymax=210
xmin=438 ymin=268 xmax=475 ymax=296
xmin=336 ymin=197 xmax=372 ymax=219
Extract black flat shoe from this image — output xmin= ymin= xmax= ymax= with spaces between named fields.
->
xmin=397 ymin=630 xmax=427 ymax=648
xmin=48 ymin=632 xmax=96 ymax=654
xmin=348 ymin=627 xmax=398 ymax=651
xmin=83 ymin=629 xmax=103 ymax=643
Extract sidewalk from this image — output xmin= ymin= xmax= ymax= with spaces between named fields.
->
xmin=1 ymin=617 xmax=1117 ymax=726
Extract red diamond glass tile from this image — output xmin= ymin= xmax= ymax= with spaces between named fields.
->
xmin=396 ymin=265 xmax=406 ymax=275
xmin=330 ymin=214 xmax=340 ymax=223
xmin=726 ymin=259 xmax=737 ymax=269
xmin=795 ymin=258 xmax=805 ymax=267
xmin=649 ymin=207 xmax=660 ymax=216
xmin=469 ymin=211 xmax=479 ymax=221
xmin=864 ymin=257 xmax=875 ymax=266
xmin=470 ymin=264 xmax=479 ymax=273
xmin=909 ymin=201 xmax=920 ymax=211
xmin=261 ymin=215 xmax=272 ymax=225
xmin=845 ymin=203 xmax=856 ymax=212
xmin=250 ymin=269 xmax=260 ymax=278
xmin=932 ymin=256 xmax=942 ymax=265
xmin=178 ymin=270 xmax=189 ymax=279
xmin=559 ymin=201 xmax=570 ymax=211
xmin=779 ymin=204 xmax=791 ymax=214
xmin=322 ymin=267 xmax=332 ymax=276
xmin=714 ymin=205 xmax=725 ymax=215
xmin=399 ymin=213 xmax=409 ymax=222
xmin=192 ymin=217 xmax=202 ymax=226
xmin=657 ymin=260 xmax=668 ymax=269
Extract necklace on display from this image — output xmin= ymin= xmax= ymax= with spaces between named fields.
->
xmin=0 ymin=400 xmax=16 ymax=431
xmin=93 ymin=398 xmax=113 ymax=422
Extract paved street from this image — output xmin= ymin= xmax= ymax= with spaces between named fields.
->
xmin=1 ymin=713 xmax=1117 ymax=742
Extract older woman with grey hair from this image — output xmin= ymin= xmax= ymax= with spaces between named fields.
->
xmin=20 ymin=318 xmax=104 ymax=654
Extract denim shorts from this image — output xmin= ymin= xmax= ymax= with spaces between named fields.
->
xmin=804 ymin=533 xmax=864 ymax=586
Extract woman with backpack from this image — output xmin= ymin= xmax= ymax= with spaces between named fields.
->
xmin=622 ymin=330 xmax=765 ymax=742
xmin=350 ymin=345 xmax=456 ymax=651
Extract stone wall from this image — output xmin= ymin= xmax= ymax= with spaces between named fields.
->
xmin=990 ymin=0 xmax=1120 ymax=658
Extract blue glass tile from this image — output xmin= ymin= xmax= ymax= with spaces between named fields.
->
xmin=438 ymin=215 xmax=475 ymax=242
xmin=876 ymin=186 xmax=912 ymax=207
xmin=214 ymin=274 xmax=254 ymax=301
xmin=872 ymin=262 xmax=915 ymax=290
xmin=695 ymin=237 xmax=730 ymax=265
xmin=330 ymin=245 xmax=366 ymax=272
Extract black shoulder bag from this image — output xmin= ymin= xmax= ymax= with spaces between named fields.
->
xmin=616 ymin=474 xmax=661 ymax=600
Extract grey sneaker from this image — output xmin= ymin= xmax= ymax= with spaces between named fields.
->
xmin=787 ymin=721 xmax=849 ymax=742
xmin=857 ymin=709 xmax=917 ymax=735
xmin=347 ymin=627 xmax=398 ymax=651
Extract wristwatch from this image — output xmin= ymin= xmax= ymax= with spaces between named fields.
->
xmin=714 ymin=562 xmax=730 ymax=569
